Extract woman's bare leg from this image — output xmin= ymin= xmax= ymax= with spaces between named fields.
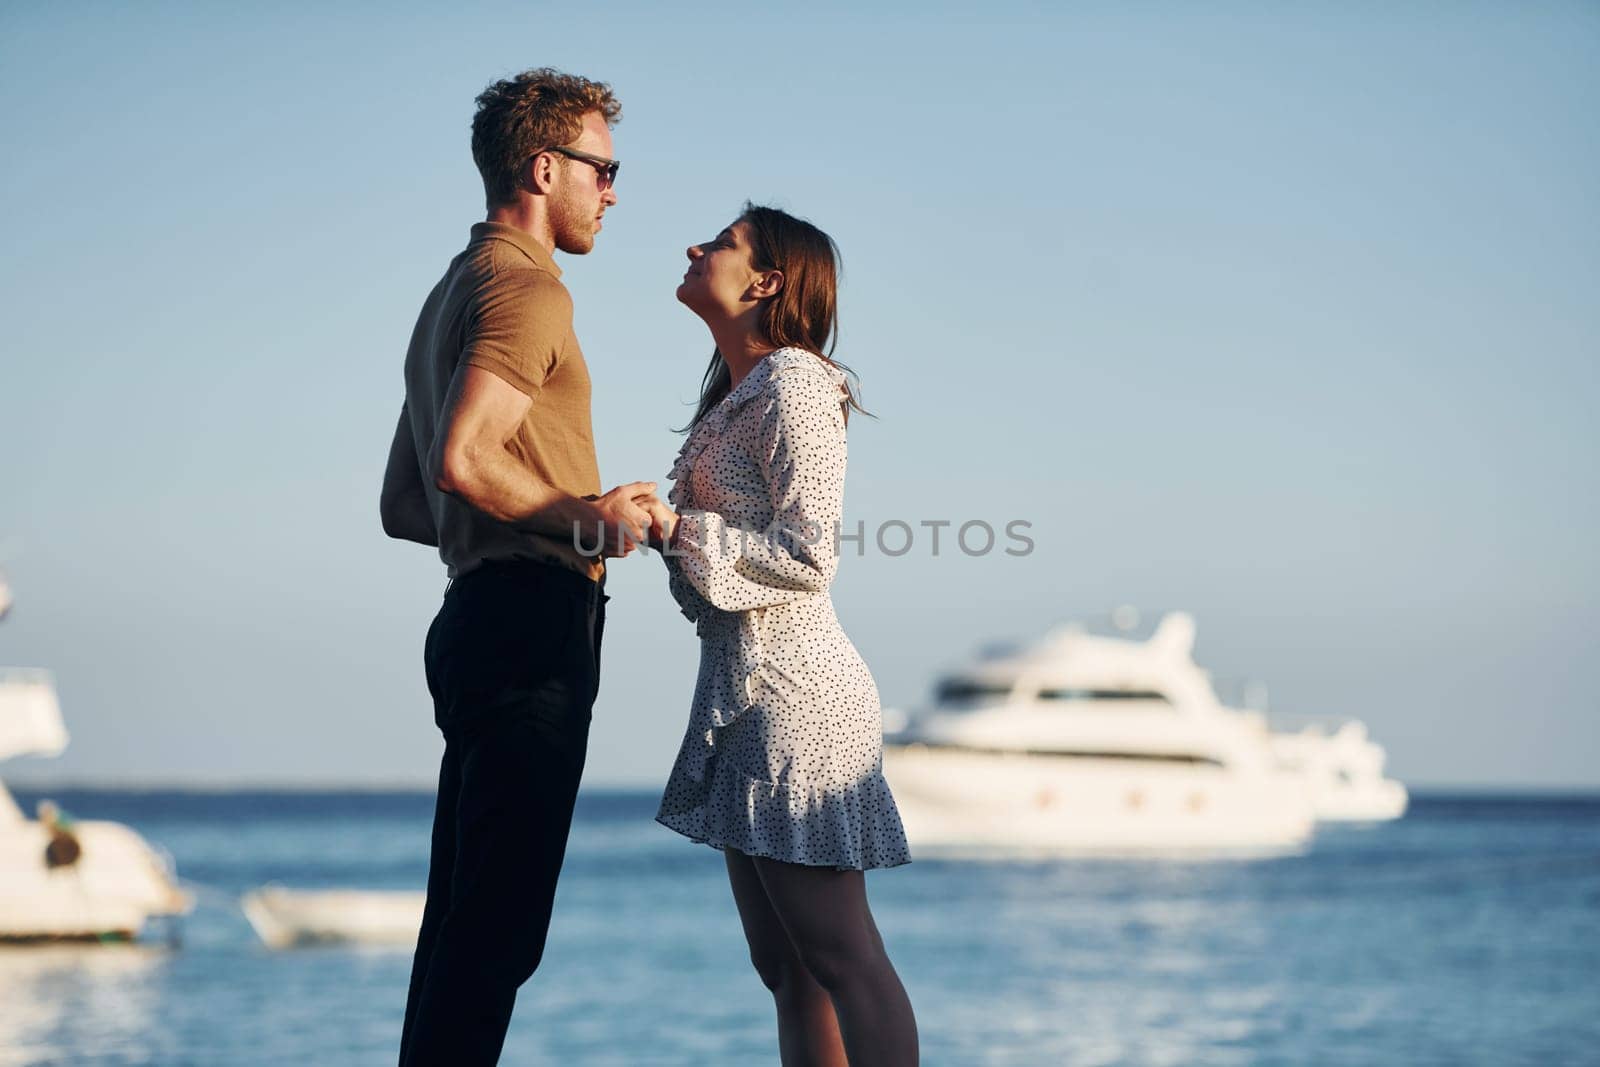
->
xmin=725 ymin=851 xmax=847 ymax=1066
xmin=752 ymin=856 xmax=919 ymax=1067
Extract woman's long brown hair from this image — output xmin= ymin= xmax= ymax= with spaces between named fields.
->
xmin=683 ymin=203 xmax=869 ymax=431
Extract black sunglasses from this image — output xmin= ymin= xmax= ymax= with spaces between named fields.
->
xmin=538 ymin=145 xmax=620 ymax=188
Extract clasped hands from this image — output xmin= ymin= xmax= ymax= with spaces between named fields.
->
xmin=588 ymin=481 xmax=680 ymax=558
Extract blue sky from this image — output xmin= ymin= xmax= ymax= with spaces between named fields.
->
xmin=1 ymin=2 xmax=1595 ymax=787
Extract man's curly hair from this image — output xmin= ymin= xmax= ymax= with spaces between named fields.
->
xmin=471 ymin=68 xmax=622 ymax=207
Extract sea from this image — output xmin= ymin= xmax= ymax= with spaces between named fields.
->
xmin=1 ymin=789 xmax=1596 ymax=1066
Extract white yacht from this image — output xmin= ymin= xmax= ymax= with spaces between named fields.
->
xmin=0 ymin=669 xmax=191 ymax=942
xmin=882 ymin=612 xmax=1407 ymax=855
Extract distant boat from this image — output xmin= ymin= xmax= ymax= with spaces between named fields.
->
xmin=881 ymin=612 xmax=1404 ymax=856
xmin=241 ymin=886 xmax=424 ymax=948
xmin=0 ymin=669 xmax=191 ymax=942
xmin=1264 ymin=718 xmax=1407 ymax=822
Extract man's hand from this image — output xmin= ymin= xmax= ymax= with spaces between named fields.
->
xmin=586 ymin=481 xmax=657 ymax=558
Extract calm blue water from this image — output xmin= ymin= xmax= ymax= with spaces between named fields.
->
xmin=2 ymin=790 xmax=1597 ymax=1066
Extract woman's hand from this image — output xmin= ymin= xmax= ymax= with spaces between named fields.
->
xmin=638 ymin=496 xmax=680 ymax=551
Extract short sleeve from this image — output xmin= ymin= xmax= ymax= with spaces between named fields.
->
xmin=461 ymin=268 xmax=573 ymax=399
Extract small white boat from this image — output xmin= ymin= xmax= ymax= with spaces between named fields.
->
xmin=1265 ymin=719 xmax=1408 ymax=822
xmin=241 ymin=886 xmax=424 ymax=948
xmin=0 ymin=670 xmax=191 ymax=942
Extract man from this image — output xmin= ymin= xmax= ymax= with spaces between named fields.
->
xmin=379 ymin=68 xmax=654 ymax=1066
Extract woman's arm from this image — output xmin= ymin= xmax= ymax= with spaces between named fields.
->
xmin=671 ymin=368 xmax=847 ymax=612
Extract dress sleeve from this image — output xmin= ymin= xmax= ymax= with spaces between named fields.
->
xmin=672 ymin=368 xmax=847 ymax=612
xmin=663 ymin=553 xmax=711 ymax=623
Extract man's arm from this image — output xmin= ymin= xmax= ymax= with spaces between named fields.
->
xmin=379 ymin=403 xmax=440 ymax=547
xmin=428 ymin=365 xmax=653 ymax=552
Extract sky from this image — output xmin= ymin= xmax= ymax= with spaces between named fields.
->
xmin=0 ymin=2 xmax=1595 ymax=789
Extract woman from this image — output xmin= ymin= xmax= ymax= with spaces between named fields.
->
xmin=643 ymin=204 xmax=918 ymax=1066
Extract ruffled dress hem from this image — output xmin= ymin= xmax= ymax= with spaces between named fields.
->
xmin=655 ymin=761 xmax=911 ymax=873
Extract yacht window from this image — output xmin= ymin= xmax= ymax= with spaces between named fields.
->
xmin=935 ymin=680 xmax=1013 ymax=704
xmin=1037 ymin=689 xmax=1170 ymax=703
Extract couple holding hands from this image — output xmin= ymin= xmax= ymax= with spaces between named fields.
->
xmin=380 ymin=68 xmax=916 ymax=1066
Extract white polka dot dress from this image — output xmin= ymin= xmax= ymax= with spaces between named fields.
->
xmin=655 ymin=347 xmax=911 ymax=871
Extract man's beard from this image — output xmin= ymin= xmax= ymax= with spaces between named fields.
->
xmin=551 ymin=189 xmax=596 ymax=255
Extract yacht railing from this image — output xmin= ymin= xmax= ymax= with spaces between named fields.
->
xmin=1267 ymin=714 xmax=1362 ymax=734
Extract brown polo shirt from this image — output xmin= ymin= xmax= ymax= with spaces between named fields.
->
xmin=403 ymin=222 xmax=603 ymax=581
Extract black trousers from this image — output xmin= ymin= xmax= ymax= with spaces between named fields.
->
xmin=399 ymin=559 xmax=607 ymax=1067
